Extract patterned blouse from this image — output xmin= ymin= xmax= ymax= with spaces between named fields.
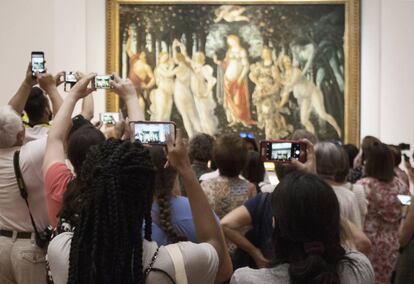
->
xmin=201 ymin=175 xmax=250 ymax=219
xmin=357 ymin=176 xmax=409 ymax=284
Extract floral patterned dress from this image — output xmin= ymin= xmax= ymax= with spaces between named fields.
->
xmin=201 ymin=175 xmax=250 ymax=219
xmin=357 ymin=177 xmax=409 ymax=284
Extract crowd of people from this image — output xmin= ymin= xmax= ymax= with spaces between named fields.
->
xmin=0 ymin=65 xmax=413 ymax=284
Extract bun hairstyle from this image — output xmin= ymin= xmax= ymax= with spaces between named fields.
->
xmin=68 ymin=139 xmax=156 ymax=284
xmin=271 ymin=172 xmax=349 ymax=284
xmin=149 ymin=146 xmax=187 ymax=243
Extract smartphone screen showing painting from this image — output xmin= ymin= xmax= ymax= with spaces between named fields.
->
xmin=111 ymin=1 xmax=360 ymax=143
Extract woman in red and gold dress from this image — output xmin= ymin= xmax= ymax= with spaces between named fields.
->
xmin=215 ymin=35 xmax=255 ymax=127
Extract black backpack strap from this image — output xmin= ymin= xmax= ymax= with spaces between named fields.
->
xmin=13 ymin=151 xmax=41 ymax=239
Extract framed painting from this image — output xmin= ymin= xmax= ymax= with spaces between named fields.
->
xmin=106 ymin=0 xmax=360 ymax=144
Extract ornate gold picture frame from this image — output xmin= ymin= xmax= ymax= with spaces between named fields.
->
xmin=106 ymin=0 xmax=360 ymax=144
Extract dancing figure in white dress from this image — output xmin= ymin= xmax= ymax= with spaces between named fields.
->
xmin=177 ymin=40 xmax=218 ymax=136
xmin=149 ymin=52 xmax=175 ymax=122
xmin=172 ymin=40 xmax=202 ymax=138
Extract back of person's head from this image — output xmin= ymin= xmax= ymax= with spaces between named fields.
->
xmin=361 ymin=135 xmax=381 ymax=161
xmin=24 ymin=87 xmax=50 ymax=124
xmin=67 ymin=125 xmax=106 ymax=176
xmin=272 ymin=171 xmax=346 ymax=284
xmin=242 ymin=150 xmax=265 ymax=187
xmin=0 ymin=105 xmax=24 ymax=148
xmin=242 ymin=137 xmax=258 ymax=152
xmin=315 ymin=142 xmax=346 ymax=182
xmin=68 ymin=139 xmax=155 ymax=284
xmin=149 ymin=146 xmax=186 ymax=243
xmin=274 ymin=163 xmax=296 ymax=181
xmin=342 ymin=144 xmax=358 ymax=168
xmin=334 ymin=148 xmax=350 ymax=183
xmin=388 ymin=144 xmax=402 ymax=167
xmin=59 ymin=125 xmax=106 ymax=226
xmin=364 ymin=142 xmax=394 ymax=182
xmin=188 ymin=133 xmax=214 ymax=163
xmin=291 ymin=129 xmax=318 ymax=145
xmin=214 ymin=134 xmax=248 ymax=177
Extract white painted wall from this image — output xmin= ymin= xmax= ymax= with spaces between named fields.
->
xmin=1 ymin=0 xmax=414 ymax=148
xmin=0 ymin=0 xmax=106 ymax=117
xmin=361 ymin=0 xmax=414 ymax=150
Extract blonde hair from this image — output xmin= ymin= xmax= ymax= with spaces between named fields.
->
xmin=227 ymin=34 xmax=240 ymax=45
xmin=193 ymin=52 xmax=206 ymax=65
xmin=158 ymin=52 xmax=169 ymax=63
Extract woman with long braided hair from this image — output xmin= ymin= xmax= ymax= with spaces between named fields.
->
xmin=150 ymin=145 xmax=220 ymax=245
xmin=68 ymin=139 xmax=155 ymax=283
xmin=150 ymin=146 xmax=189 ymax=244
xmin=47 ymin=74 xmax=233 ymax=283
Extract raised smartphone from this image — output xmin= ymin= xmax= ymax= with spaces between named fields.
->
xmin=92 ymin=75 xmax=114 ymax=89
xmin=130 ymin=121 xmax=176 ymax=145
xmin=99 ymin=112 xmax=121 ymax=125
xmin=260 ymin=140 xmax=307 ymax=163
xmin=31 ymin=51 xmax=45 ymax=78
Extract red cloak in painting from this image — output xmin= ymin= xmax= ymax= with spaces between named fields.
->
xmin=223 ymin=61 xmax=255 ymax=126
xmin=128 ymin=59 xmax=150 ymax=90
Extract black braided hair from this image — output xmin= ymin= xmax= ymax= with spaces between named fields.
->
xmin=67 ymin=139 xmax=155 ymax=284
xmin=149 ymin=146 xmax=187 ymax=243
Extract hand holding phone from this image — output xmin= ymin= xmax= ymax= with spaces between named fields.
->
xmin=69 ymin=73 xmax=97 ymax=100
xmin=261 ymin=139 xmax=316 ymax=174
xmin=130 ymin=121 xmax=176 ymax=145
xmin=65 ymin=72 xmax=77 ymax=84
xmin=37 ymin=73 xmax=57 ymax=93
xmin=64 ymin=71 xmax=78 ymax=92
xmin=92 ymin=75 xmax=114 ymax=89
xmin=260 ymin=140 xmax=306 ymax=163
xmin=165 ymin=129 xmax=192 ymax=174
xmin=31 ymin=51 xmax=46 ymax=78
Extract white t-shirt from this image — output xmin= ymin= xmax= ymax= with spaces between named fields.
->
xmin=230 ymin=251 xmax=374 ymax=284
xmin=0 ymin=137 xmax=49 ymax=231
xmin=331 ymin=185 xmax=363 ymax=230
xmin=47 ymin=232 xmax=219 ymax=284
xmin=343 ymin=182 xmax=368 ymax=224
xmin=24 ymin=124 xmax=50 ymax=143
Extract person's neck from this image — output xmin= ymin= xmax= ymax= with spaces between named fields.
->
xmin=30 ymin=118 xmax=49 ymax=126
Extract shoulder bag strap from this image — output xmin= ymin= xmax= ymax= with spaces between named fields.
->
xmin=13 ymin=151 xmax=41 ymax=238
xmin=165 ymin=243 xmax=188 ymax=284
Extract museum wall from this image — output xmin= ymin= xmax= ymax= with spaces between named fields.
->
xmin=1 ymin=0 xmax=413 ymax=148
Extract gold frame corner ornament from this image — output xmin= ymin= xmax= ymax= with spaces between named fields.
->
xmin=105 ymin=0 xmax=360 ymax=144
